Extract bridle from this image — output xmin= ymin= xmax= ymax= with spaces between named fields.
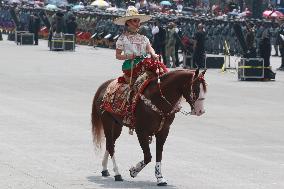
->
xmin=155 ymin=71 xmax=206 ymax=116
xmin=139 ymin=70 xmax=206 ymax=137
xmin=182 ymin=74 xmax=206 ymax=115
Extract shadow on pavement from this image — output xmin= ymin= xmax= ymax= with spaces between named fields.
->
xmin=87 ymin=175 xmax=178 ymax=189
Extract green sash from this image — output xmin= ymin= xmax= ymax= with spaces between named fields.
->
xmin=122 ymin=57 xmax=144 ymax=71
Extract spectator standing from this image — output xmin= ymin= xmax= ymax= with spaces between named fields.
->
xmin=152 ymin=20 xmax=167 ymax=65
xmin=165 ymin=22 xmax=177 ymax=68
xmin=255 ymin=21 xmax=264 ymax=56
xmin=66 ymin=16 xmax=77 ymax=35
xmin=271 ymin=22 xmax=279 ymax=56
xmin=259 ymin=24 xmax=276 ymax=80
xmin=28 ymin=12 xmax=40 ymax=45
xmin=277 ymin=19 xmax=284 ymax=71
xmin=245 ymin=22 xmax=256 ymax=57
xmin=192 ymin=23 xmax=206 ymax=68
xmin=174 ymin=22 xmax=183 ymax=67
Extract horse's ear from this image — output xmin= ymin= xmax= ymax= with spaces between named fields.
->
xmin=201 ymin=69 xmax=207 ymax=76
xmin=194 ymin=68 xmax=199 ymax=78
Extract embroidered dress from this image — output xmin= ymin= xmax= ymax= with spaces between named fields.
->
xmin=116 ymin=33 xmax=150 ymax=71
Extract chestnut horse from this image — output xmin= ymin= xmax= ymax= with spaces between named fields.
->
xmin=91 ymin=69 xmax=207 ymax=186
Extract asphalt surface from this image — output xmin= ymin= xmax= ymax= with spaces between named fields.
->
xmin=1 ymin=37 xmax=284 ymax=189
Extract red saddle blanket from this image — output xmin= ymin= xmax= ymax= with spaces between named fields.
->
xmin=101 ymin=74 xmax=153 ymax=126
xmin=101 ymin=60 xmax=168 ymax=126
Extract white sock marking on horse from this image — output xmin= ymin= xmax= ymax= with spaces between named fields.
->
xmin=111 ymin=155 xmax=120 ymax=176
xmin=102 ymin=150 xmax=109 ymax=171
xmin=155 ymin=162 xmax=167 ymax=184
xmin=130 ymin=160 xmax=146 ymax=178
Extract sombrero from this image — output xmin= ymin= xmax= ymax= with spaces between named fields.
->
xmin=113 ymin=6 xmax=151 ymax=25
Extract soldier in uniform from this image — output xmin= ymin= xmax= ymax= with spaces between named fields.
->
xmin=217 ymin=20 xmax=223 ymax=54
xmin=204 ymin=19 xmax=211 ymax=53
xmin=245 ymin=22 xmax=256 ymax=57
xmin=66 ymin=15 xmax=77 ymax=36
xmin=207 ymin=20 xmax=214 ymax=54
xmin=212 ymin=20 xmax=219 ymax=54
xmin=174 ymin=21 xmax=183 ymax=67
xmin=152 ymin=19 xmax=167 ymax=65
xmin=229 ymin=20 xmax=236 ymax=56
xmin=28 ymin=12 xmax=41 ymax=45
xmin=165 ymin=22 xmax=177 ymax=68
xmin=277 ymin=18 xmax=284 ymax=70
xmin=255 ymin=20 xmax=264 ymax=56
xmin=221 ymin=21 xmax=229 ymax=54
xmin=259 ymin=22 xmax=276 ymax=80
xmin=271 ymin=22 xmax=279 ymax=56
xmin=48 ymin=11 xmax=65 ymax=48
xmin=192 ymin=23 xmax=206 ymax=68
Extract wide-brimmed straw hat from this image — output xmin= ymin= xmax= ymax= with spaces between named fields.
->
xmin=113 ymin=6 xmax=151 ymax=25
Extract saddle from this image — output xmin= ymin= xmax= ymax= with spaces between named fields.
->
xmin=101 ymin=59 xmax=167 ymax=127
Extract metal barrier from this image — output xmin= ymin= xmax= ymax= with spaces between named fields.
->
xmin=63 ymin=34 xmax=75 ymax=51
xmin=15 ymin=31 xmax=34 ymax=45
xmin=238 ymin=58 xmax=265 ymax=80
xmin=51 ymin=33 xmax=75 ymax=51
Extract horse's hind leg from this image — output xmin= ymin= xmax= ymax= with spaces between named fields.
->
xmin=101 ymin=112 xmax=123 ymax=181
xmin=129 ymin=130 xmax=151 ymax=178
xmin=101 ymin=150 xmax=110 ymax=177
xmin=154 ymin=127 xmax=170 ymax=186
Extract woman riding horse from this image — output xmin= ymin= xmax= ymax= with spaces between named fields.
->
xmin=113 ymin=6 xmax=163 ymax=84
xmin=91 ymin=6 xmax=207 ymax=186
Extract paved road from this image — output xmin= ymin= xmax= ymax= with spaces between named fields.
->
xmin=1 ymin=38 xmax=284 ymax=189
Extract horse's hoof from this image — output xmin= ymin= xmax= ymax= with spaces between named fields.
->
xmin=129 ymin=167 xmax=137 ymax=178
xmin=157 ymin=182 xmax=167 ymax=186
xmin=114 ymin=175 xmax=123 ymax=181
xmin=101 ymin=170 xmax=110 ymax=177
xmin=157 ymin=177 xmax=167 ymax=186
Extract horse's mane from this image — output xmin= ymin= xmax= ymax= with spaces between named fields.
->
xmin=159 ymin=69 xmax=207 ymax=93
xmin=160 ymin=69 xmax=194 ymax=82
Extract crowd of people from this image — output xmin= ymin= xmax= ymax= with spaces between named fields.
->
xmin=1 ymin=1 xmax=284 ymax=73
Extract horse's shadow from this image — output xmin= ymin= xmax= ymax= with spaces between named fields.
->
xmin=87 ymin=175 xmax=177 ymax=189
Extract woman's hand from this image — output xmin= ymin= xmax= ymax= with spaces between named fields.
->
xmin=151 ymin=53 xmax=159 ymax=61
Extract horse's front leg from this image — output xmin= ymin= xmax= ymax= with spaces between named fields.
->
xmin=129 ymin=129 xmax=151 ymax=178
xmin=155 ymin=126 xmax=170 ymax=186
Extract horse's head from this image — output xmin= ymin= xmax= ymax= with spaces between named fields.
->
xmin=182 ymin=69 xmax=207 ymax=116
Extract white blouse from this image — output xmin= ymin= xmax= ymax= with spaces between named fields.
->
xmin=116 ymin=33 xmax=150 ymax=56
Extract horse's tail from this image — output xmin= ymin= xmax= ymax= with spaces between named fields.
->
xmin=91 ymin=88 xmax=103 ymax=149
xmin=91 ymin=83 xmax=106 ymax=149
xmin=91 ymin=80 xmax=112 ymax=149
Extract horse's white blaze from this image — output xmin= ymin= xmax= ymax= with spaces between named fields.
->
xmin=102 ymin=150 xmax=109 ymax=171
xmin=191 ymin=83 xmax=206 ymax=116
